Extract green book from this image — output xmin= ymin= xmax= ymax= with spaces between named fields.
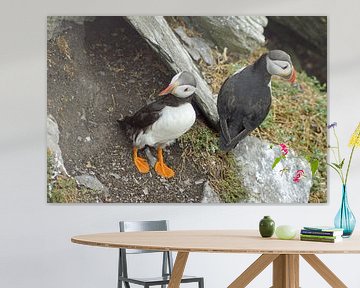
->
xmin=300 ymin=236 xmax=343 ymax=243
xmin=300 ymin=234 xmax=340 ymax=240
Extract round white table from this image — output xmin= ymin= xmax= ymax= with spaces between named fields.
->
xmin=72 ymin=230 xmax=360 ymax=287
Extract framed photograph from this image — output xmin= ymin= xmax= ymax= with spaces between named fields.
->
xmin=47 ymin=16 xmax=327 ymax=204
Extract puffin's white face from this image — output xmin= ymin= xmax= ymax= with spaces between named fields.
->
xmin=159 ymin=71 xmax=197 ymax=98
xmin=266 ymin=56 xmax=293 ymax=78
xmin=172 ymin=84 xmax=196 ymax=98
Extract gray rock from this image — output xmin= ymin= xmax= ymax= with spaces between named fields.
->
xmin=184 ymin=46 xmax=201 ymax=62
xmin=195 ymin=179 xmax=206 ymax=185
xmin=268 ymin=16 xmax=327 ymax=57
xmin=233 ymin=136 xmax=312 ymax=203
xmin=125 ymin=16 xmax=218 ymax=127
xmin=47 ymin=115 xmax=68 ymax=176
xmin=184 ymin=16 xmax=268 ymax=55
xmin=183 ymin=179 xmax=192 ymax=186
xmin=201 ymin=181 xmax=221 ymax=203
xmin=174 ymin=27 xmax=215 ymax=66
xmin=145 ymin=148 xmax=157 ymax=168
xmin=109 ymin=173 xmax=121 ymax=180
xmin=75 ymin=174 xmax=109 ymax=194
xmin=174 ymin=27 xmax=201 ymax=61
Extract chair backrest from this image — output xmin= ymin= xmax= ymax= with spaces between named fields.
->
xmin=119 ymin=220 xmax=169 ymax=254
xmin=118 ymin=220 xmax=174 ymax=284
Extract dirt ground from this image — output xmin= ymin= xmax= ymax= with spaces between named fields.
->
xmin=47 ymin=17 xmax=207 ymax=203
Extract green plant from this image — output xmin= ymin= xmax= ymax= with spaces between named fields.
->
xmin=270 ymin=143 xmax=319 ymax=184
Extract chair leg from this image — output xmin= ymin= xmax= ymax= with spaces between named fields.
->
xmin=199 ymin=278 xmax=204 ymax=288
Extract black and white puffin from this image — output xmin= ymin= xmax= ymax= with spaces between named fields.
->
xmin=217 ymin=50 xmax=296 ymax=152
xmin=119 ymin=71 xmax=197 ymax=178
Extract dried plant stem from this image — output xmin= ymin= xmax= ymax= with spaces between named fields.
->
xmin=333 ymin=128 xmax=342 ymax=163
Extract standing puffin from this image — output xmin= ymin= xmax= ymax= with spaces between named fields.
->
xmin=119 ymin=71 xmax=197 ymax=178
xmin=217 ymin=50 xmax=296 ymax=152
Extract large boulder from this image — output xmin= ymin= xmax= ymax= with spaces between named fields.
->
xmin=75 ymin=174 xmax=109 ymax=195
xmin=233 ymin=136 xmax=312 ymax=203
xmin=125 ymin=16 xmax=218 ymax=127
xmin=174 ymin=26 xmax=215 ymax=66
xmin=47 ymin=115 xmax=68 ymax=177
xmin=268 ymin=16 xmax=327 ymax=57
xmin=201 ymin=181 xmax=221 ymax=203
xmin=183 ymin=16 xmax=268 ymax=54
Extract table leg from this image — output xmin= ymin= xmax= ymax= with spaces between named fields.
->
xmin=301 ymin=254 xmax=347 ymax=288
xmin=228 ymin=254 xmax=279 ymax=288
xmin=272 ymin=254 xmax=299 ymax=288
xmin=288 ymin=255 xmax=299 ymax=288
xmin=168 ymin=251 xmax=189 ymax=288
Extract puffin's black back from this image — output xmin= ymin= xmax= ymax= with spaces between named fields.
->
xmin=217 ymin=54 xmax=272 ymax=151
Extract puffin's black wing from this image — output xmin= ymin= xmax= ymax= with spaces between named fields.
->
xmin=217 ymin=76 xmax=238 ymax=146
xmin=118 ymin=100 xmax=165 ymax=147
xmin=117 ymin=98 xmax=167 ymax=142
xmin=124 ymin=100 xmax=165 ymax=129
xmin=217 ymin=76 xmax=235 ymax=121
xmin=122 ymin=95 xmax=192 ymax=130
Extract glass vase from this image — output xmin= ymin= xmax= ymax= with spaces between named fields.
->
xmin=334 ymin=185 xmax=356 ymax=237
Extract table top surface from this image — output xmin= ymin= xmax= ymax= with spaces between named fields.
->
xmin=71 ymin=230 xmax=360 ymax=254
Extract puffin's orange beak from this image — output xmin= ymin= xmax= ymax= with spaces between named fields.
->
xmin=288 ymin=68 xmax=297 ymax=84
xmin=159 ymin=83 xmax=176 ymax=96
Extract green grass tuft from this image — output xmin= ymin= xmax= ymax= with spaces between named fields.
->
xmin=47 ymin=150 xmax=95 ymax=203
xmin=180 ymin=121 xmax=248 ymax=203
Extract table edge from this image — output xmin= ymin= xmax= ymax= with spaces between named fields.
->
xmin=71 ymin=236 xmax=360 ymax=254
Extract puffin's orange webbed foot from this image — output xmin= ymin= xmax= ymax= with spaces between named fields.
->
xmin=155 ymin=147 xmax=175 ymax=178
xmin=133 ymin=147 xmax=150 ymax=174
xmin=155 ymin=161 xmax=175 ymax=178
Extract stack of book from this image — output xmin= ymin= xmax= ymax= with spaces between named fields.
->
xmin=300 ymin=226 xmax=344 ymax=243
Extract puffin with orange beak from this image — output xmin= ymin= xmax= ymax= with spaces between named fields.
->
xmin=118 ymin=71 xmax=197 ymax=178
xmin=217 ymin=50 xmax=297 ymax=152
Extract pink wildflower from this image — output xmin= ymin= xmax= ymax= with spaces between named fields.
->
xmin=279 ymin=143 xmax=288 ymax=156
xmin=293 ymin=169 xmax=305 ymax=183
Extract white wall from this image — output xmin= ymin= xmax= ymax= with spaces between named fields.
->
xmin=1 ymin=0 xmax=360 ymax=287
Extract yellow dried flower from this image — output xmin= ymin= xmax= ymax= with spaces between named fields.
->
xmin=349 ymin=122 xmax=360 ymax=147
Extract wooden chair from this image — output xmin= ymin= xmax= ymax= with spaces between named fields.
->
xmin=118 ymin=220 xmax=204 ymax=288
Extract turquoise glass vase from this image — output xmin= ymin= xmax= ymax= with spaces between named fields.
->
xmin=334 ymin=185 xmax=356 ymax=237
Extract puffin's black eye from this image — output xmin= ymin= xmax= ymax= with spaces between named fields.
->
xmin=184 ymin=88 xmax=189 ymax=92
